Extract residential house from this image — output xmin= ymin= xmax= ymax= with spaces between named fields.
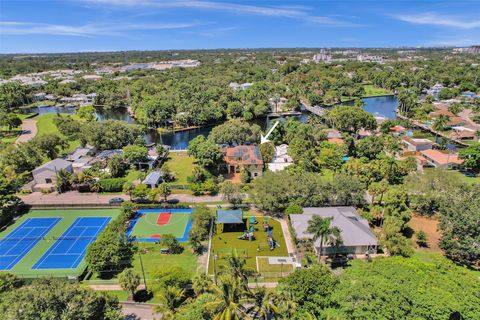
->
xmin=224 ymin=145 xmax=263 ymax=179
xmin=268 ymin=144 xmax=293 ymax=172
xmin=82 ymin=74 xmax=102 ymax=81
xmin=390 ymin=125 xmax=406 ymax=136
xmin=32 ymin=158 xmax=73 ymax=186
xmin=142 ymin=171 xmax=164 ymax=188
xmin=326 ymin=129 xmax=342 ymax=139
xmin=401 ymin=136 xmax=434 ymax=152
xmin=290 ymin=207 xmax=378 ymax=256
xmin=420 ymin=149 xmax=464 ymax=169
xmin=66 ymin=146 xmax=96 ymax=173
xmin=426 ymin=83 xmax=445 ymax=100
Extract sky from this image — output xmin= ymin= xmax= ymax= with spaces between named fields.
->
xmin=0 ymin=0 xmax=479 ymax=53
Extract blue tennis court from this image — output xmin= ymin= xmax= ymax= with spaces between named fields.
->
xmin=0 ymin=218 xmax=61 ymax=271
xmin=32 ymin=217 xmax=111 ymax=269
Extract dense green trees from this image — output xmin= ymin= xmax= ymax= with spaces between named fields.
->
xmin=82 ymin=120 xmax=142 ymax=150
xmin=438 ymin=184 xmax=480 ymax=267
xmin=94 ymin=80 xmax=128 ymax=109
xmin=208 ymin=119 xmax=261 ymax=145
xmin=329 ymin=256 xmax=480 ymax=319
xmin=250 ymin=171 xmax=366 ymax=213
xmin=459 ymin=143 xmax=480 ymax=173
xmin=187 ymin=135 xmax=224 ymax=170
xmin=0 ymin=82 xmax=30 ymax=112
xmin=326 ymin=106 xmax=377 ymax=137
xmin=0 ymin=278 xmax=122 ymax=320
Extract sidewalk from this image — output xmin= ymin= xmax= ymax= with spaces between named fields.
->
xmin=15 ymin=119 xmax=37 ymax=144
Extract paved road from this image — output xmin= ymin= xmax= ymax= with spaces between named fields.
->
xmin=20 ymin=191 xmax=222 ymax=206
xmin=121 ymin=302 xmax=158 ymax=320
xmin=15 ymin=119 xmax=37 ymax=144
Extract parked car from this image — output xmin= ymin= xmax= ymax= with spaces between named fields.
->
xmin=132 ymin=197 xmax=151 ymax=204
xmin=109 ymin=197 xmax=124 ymax=205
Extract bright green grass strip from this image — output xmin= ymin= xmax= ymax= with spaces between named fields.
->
xmin=208 ymin=214 xmax=289 ymax=274
xmin=363 ymin=85 xmax=393 ymax=97
xmin=35 ymin=114 xmax=80 ymax=152
xmin=163 ymin=152 xmax=195 ymax=185
xmin=256 ymin=257 xmax=294 ymax=273
xmin=129 ymin=211 xmax=190 ymax=239
xmin=0 ymin=209 xmax=119 ymax=278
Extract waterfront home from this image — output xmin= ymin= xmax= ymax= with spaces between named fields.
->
xmin=420 ymin=149 xmax=464 ymax=169
xmin=268 ymin=144 xmax=293 ymax=172
xmin=401 ymin=136 xmax=434 ymax=152
xmin=32 ymin=158 xmax=73 ymax=190
xmin=390 ymin=125 xmax=406 ymax=136
xmin=223 ymin=145 xmax=263 ymax=179
xmin=290 ymin=207 xmax=378 ymax=256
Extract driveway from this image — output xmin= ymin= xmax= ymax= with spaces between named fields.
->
xmin=121 ymin=302 xmax=158 ymax=320
xmin=15 ymin=119 xmax=37 ymax=144
xmin=20 ymin=191 xmax=222 ymax=206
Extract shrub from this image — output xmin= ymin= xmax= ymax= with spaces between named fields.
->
xmin=285 ymin=203 xmax=303 ymax=215
xmin=416 ymin=230 xmax=428 ymax=247
xmin=151 ymin=266 xmax=191 ymax=290
xmin=159 ymin=234 xmax=184 ymax=254
xmin=99 ymin=178 xmax=127 ymax=192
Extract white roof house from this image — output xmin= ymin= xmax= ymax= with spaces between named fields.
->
xmin=268 ymin=144 xmax=293 ymax=172
xmin=290 ymin=207 xmax=378 ymax=255
xmin=32 ymin=158 xmax=73 ymax=185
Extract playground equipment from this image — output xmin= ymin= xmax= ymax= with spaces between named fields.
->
xmin=237 ymin=231 xmax=255 ymax=241
xmin=250 ymin=216 xmax=258 ymax=225
xmin=266 ymin=230 xmax=279 ymax=251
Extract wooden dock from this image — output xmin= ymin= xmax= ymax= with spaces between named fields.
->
xmin=301 ymin=100 xmax=327 ymax=116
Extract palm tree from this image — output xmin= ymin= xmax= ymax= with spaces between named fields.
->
xmin=432 ymin=114 xmax=449 ymax=132
xmin=274 ymin=289 xmax=298 ymax=319
xmin=205 ymin=275 xmax=252 ymax=320
xmin=155 ymin=286 xmax=185 ymax=319
xmin=306 ymin=215 xmax=341 ymax=261
xmin=249 ymin=287 xmax=279 ymax=320
xmin=225 ymin=250 xmax=248 ymax=284
xmin=192 ymin=273 xmax=213 ymax=296
xmin=55 ymin=169 xmax=71 ymax=194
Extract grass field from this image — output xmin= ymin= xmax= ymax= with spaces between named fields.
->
xmin=127 ymin=209 xmax=192 ymax=241
xmin=163 ymin=152 xmax=195 ymax=185
xmin=256 ymin=257 xmax=294 ymax=274
xmin=208 ymin=212 xmax=289 ymax=276
xmin=88 ymin=242 xmax=198 ymax=284
xmin=0 ymin=209 xmax=119 ymax=278
xmin=35 ymin=114 xmax=80 ymax=152
xmin=363 ymin=85 xmax=393 ymax=97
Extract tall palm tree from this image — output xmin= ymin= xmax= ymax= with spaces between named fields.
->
xmin=249 ymin=287 xmax=279 ymax=320
xmin=205 ymin=275 xmax=252 ymax=320
xmin=274 ymin=289 xmax=298 ymax=319
xmin=192 ymin=273 xmax=213 ymax=297
xmin=55 ymin=169 xmax=71 ymax=194
xmin=155 ymin=286 xmax=185 ymax=319
xmin=432 ymin=114 xmax=449 ymax=132
xmin=306 ymin=215 xmax=340 ymax=261
xmin=225 ymin=250 xmax=248 ymax=284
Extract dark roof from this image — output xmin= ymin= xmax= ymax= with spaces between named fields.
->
xmin=216 ymin=210 xmax=243 ymax=224
xmin=225 ymin=145 xmax=263 ymax=165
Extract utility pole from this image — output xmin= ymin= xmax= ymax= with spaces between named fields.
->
xmin=213 ymin=254 xmax=218 ymax=285
xmin=138 ymin=252 xmax=147 ymax=291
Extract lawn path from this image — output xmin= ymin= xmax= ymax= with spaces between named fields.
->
xmin=15 ymin=119 xmax=37 ymax=144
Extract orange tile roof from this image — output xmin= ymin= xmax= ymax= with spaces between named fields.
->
xmin=420 ymin=149 xmax=464 ymax=165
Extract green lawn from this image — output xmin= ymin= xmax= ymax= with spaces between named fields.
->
xmin=35 ymin=114 xmax=80 ymax=152
xmin=363 ymin=85 xmax=393 ymax=97
xmin=88 ymin=242 xmax=198 ymax=283
xmin=208 ymin=212 xmax=289 ymax=276
xmin=449 ymin=170 xmax=480 ymax=184
xmin=256 ymin=257 xmax=294 ymax=274
xmin=0 ymin=209 xmax=120 ymax=278
xmin=125 ymin=170 xmax=145 ymax=183
xmin=163 ymin=152 xmax=195 ymax=185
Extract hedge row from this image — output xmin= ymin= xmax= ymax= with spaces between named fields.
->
xmin=98 ymin=178 xmax=126 ymax=192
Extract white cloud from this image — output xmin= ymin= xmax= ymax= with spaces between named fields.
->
xmin=394 ymin=13 xmax=480 ymax=29
xmin=85 ymin=0 xmax=355 ymax=26
xmin=0 ymin=21 xmax=198 ymax=37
